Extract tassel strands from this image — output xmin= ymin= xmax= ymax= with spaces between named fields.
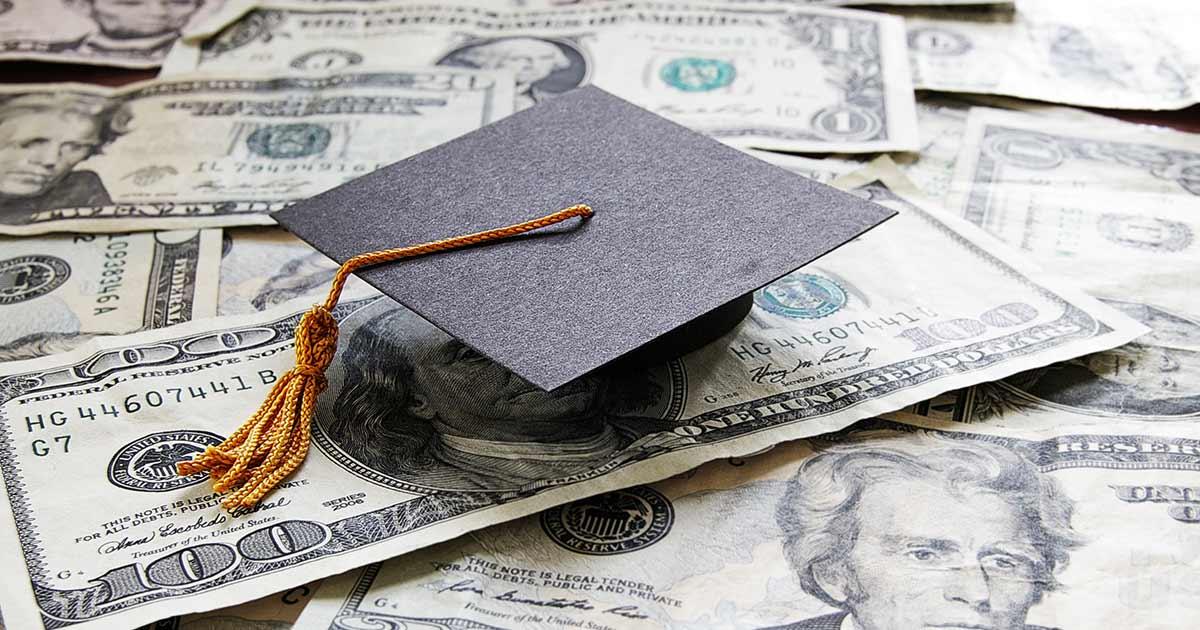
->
xmin=176 ymin=204 xmax=595 ymax=510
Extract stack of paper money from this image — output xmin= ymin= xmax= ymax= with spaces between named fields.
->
xmin=0 ymin=1 xmax=1196 ymax=629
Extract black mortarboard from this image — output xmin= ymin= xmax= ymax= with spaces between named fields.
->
xmin=273 ymin=87 xmax=894 ymax=391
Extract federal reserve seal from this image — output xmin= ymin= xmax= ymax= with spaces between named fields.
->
xmin=660 ymin=57 xmax=736 ymax=92
xmin=540 ymin=486 xmax=673 ymax=555
xmin=0 ymin=255 xmax=70 ymax=305
xmin=108 ymin=431 xmax=223 ymax=492
xmin=247 ymin=124 xmax=332 ymax=159
xmin=290 ymin=48 xmax=364 ymax=72
xmin=1098 ymin=213 xmax=1193 ymax=252
xmin=812 ymin=105 xmax=883 ymax=142
xmin=983 ymin=132 xmax=1064 ymax=169
xmin=907 ymin=27 xmax=973 ymax=56
xmin=754 ymin=273 xmax=847 ymax=319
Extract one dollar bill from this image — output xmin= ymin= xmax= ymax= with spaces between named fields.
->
xmin=754 ymin=93 xmax=1112 ymax=203
xmin=0 ymin=0 xmax=227 ymax=68
xmin=0 ymin=161 xmax=1146 ymax=630
xmin=899 ymin=1 xmax=1200 ymax=110
xmin=294 ymin=414 xmax=1200 ymax=629
xmin=165 ymin=1 xmax=920 ymax=153
xmin=947 ymin=107 xmax=1200 ymax=317
xmin=0 ymin=68 xmax=513 ymax=235
xmin=902 ymin=107 xmax=1200 ymax=426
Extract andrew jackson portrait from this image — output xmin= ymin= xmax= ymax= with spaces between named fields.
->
xmin=0 ymin=92 xmax=130 ymax=224
xmin=768 ymin=430 xmax=1081 ymax=630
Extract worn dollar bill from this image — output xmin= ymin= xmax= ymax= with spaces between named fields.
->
xmin=748 ymin=96 xmax=983 ymax=200
xmin=947 ymin=108 xmax=1200 ymax=323
xmin=754 ymin=94 xmax=1107 ymax=203
xmin=289 ymin=0 xmax=1008 ymax=5
xmin=0 ymin=160 xmax=1147 ymax=630
xmin=885 ymin=96 xmax=1112 ymax=201
xmin=293 ymin=414 xmax=1200 ymax=630
xmin=332 ymin=0 xmax=1012 ymax=6
xmin=344 ymin=0 xmax=1011 ymax=5
xmin=165 ymin=1 xmax=920 ymax=153
xmin=0 ymin=0 xmax=227 ymax=68
xmin=0 ymin=230 xmax=221 ymax=362
xmin=824 ymin=0 xmax=1009 ymax=3
xmin=217 ymin=227 xmax=369 ymax=317
xmin=899 ymin=1 xmax=1200 ymax=110
xmin=740 ymin=150 xmax=858 ymax=185
xmin=140 ymin=582 xmax=318 ymax=630
xmin=0 ymin=69 xmax=513 ymax=235
xmin=901 ymin=108 xmax=1200 ymax=425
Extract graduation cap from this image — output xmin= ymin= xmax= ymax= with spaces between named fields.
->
xmin=177 ymin=86 xmax=895 ymax=509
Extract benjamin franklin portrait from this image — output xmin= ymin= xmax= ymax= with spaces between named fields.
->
xmin=317 ymin=304 xmax=679 ymax=493
xmin=0 ymin=92 xmax=131 ymax=224
xmin=436 ymin=36 xmax=588 ymax=110
xmin=991 ymin=301 xmax=1200 ymax=419
xmin=768 ymin=430 xmax=1082 ymax=630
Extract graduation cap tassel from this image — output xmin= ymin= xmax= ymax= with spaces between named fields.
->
xmin=177 ymin=204 xmax=595 ymax=510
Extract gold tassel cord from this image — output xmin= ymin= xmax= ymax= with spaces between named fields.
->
xmin=177 ymin=204 xmax=595 ymax=510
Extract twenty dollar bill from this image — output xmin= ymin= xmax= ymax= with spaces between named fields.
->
xmin=0 ymin=230 xmax=221 ymax=361
xmin=0 ymin=69 xmax=512 ymax=235
xmin=296 ymin=414 xmax=1200 ymax=629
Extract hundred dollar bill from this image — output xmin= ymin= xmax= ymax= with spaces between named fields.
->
xmin=901 ymin=108 xmax=1200 ymax=425
xmin=0 ymin=160 xmax=1148 ymax=630
xmin=165 ymin=1 xmax=920 ymax=153
xmin=141 ymin=582 xmax=318 ymax=630
xmin=0 ymin=69 xmax=513 ymax=235
xmin=0 ymin=230 xmax=220 ymax=361
xmin=0 ymin=0 xmax=226 ymax=68
xmin=293 ymin=414 xmax=1200 ymax=630
xmin=898 ymin=1 xmax=1200 ymax=110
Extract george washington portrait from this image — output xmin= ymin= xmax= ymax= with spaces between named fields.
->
xmin=64 ymin=0 xmax=206 ymax=58
xmin=436 ymin=36 xmax=588 ymax=110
